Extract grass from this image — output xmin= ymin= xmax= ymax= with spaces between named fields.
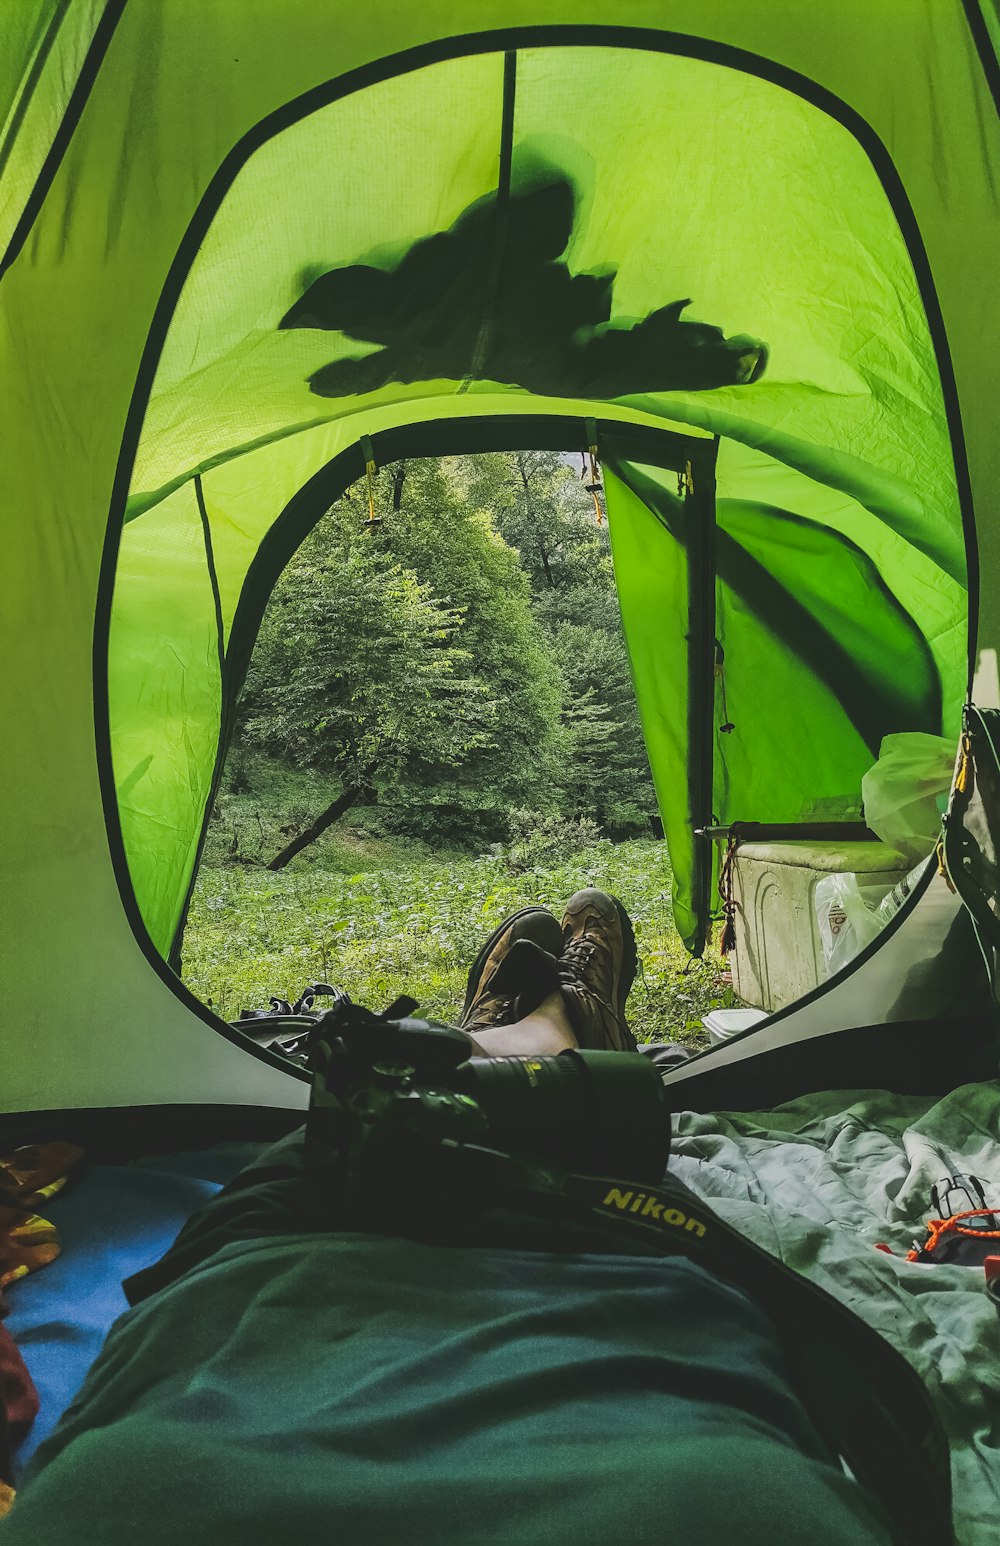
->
xmin=183 ymin=777 xmax=728 ymax=1050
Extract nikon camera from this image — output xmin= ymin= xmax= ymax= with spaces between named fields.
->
xmin=303 ymin=997 xmax=672 ymax=1237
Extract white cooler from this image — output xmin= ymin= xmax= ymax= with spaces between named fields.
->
xmin=729 ymin=839 xmax=910 ymax=1012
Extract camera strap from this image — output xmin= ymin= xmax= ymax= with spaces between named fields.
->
xmin=556 ymin=1168 xmax=950 ymax=1544
xmin=399 ymin=1142 xmax=953 ymax=1546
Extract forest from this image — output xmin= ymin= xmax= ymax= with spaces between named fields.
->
xmin=183 ymin=452 xmax=727 ymax=1044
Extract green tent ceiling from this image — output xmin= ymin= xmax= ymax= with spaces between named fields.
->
xmin=1 ymin=1 xmax=997 ymax=1113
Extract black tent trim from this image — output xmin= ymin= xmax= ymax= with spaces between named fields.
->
xmin=194 ymin=475 xmax=226 ymax=685
xmin=0 ymin=1103 xmax=302 ymax=1159
xmin=0 ymin=0 xmax=127 ymax=282
xmin=963 ymin=0 xmax=1000 ymax=120
xmin=662 ymin=1009 xmax=1000 ymax=1115
xmin=92 ymin=23 xmax=978 ymax=1051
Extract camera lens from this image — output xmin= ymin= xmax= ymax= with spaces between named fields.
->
xmin=454 ymin=1050 xmax=671 ymax=1182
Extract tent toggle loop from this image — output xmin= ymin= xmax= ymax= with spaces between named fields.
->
xmin=715 ymin=640 xmax=735 ymax=734
xmin=581 ymin=417 xmax=604 ymax=525
xmin=718 ymin=833 xmax=739 ymax=956
xmin=360 ymin=435 xmax=382 ymax=531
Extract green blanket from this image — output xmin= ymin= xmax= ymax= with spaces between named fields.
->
xmin=672 ymin=1081 xmax=1000 ymax=1546
xmin=3 ymin=1232 xmax=886 ymax=1543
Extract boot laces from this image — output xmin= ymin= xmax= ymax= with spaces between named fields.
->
xmin=464 ymin=992 xmax=517 ymax=1033
xmin=561 ymin=937 xmax=598 ymax=971
xmin=559 ymin=936 xmax=615 ymax=1005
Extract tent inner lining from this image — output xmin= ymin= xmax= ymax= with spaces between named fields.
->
xmin=96 ymin=27 xmax=976 ymax=1040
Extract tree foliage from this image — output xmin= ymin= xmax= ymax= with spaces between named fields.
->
xmin=241 ymin=542 xmax=493 ymax=859
xmin=461 ymin=450 xmax=657 ymax=830
xmin=233 ymin=448 xmax=657 ymax=862
xmin=363 ymin=457 xmax=564 ymax=828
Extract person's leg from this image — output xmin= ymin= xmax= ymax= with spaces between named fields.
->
xmin=467 ymin=990 xmax=577 ymax=1057
xmin=127 ymin=895 xmax=631 ymax=1303
xmin=557 ymin=889 xmax=638 ymax=1051
xmin=458 ymin=908 xmax=564 ymax=1037
xmin=459 ymin=891 xmax=640 ymax=1056
xmin=121 ymin=1127 xmax=320 ymax=1306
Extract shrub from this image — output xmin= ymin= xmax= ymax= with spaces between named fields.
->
xmin=502 ymin=810 xmax=605 ymax=873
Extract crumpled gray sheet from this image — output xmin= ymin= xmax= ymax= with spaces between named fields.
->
xmin=672 ymin=1082 xmax=1000 ymax=1546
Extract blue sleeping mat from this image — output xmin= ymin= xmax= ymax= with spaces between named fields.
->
xmin=4 ymin=1142 xmax=261 ymax=1466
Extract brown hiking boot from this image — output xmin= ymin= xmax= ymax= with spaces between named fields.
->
xmin=459 ymin=907 xmax=564 ymax=1034
xmin=558 ymin=889 xmax=638 ymax=1052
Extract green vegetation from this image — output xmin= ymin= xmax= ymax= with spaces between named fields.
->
xmin=186 ymin=762 xmax=724 ymax=1047
xmin=234 ymin=453 xmax=654 ymax=853
xmin=185 ymin=452 xmax=723 ymax=1046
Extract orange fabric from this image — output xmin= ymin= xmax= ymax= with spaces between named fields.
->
xmin=0 ymin=1143 xmax=83 ymax=1198
xmin=0 ymin=1143 xmax=83 ymax=1292
xmin=905 ymin=1206 xmax=1000 ymax=1261
xmin=0 ymin=1211 xmax=60 ymax=1292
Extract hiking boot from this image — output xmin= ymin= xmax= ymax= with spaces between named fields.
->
xmin=558 ymin=889 xmax=638 ymax=1052
xmin=460 ymin=907 xmax=564 ymax=1033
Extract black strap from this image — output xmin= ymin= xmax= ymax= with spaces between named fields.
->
xmin=944 ymin=706 xmax=1000 ymax=969
xmin=554 ymin=1169 xmax=952 ymax=1545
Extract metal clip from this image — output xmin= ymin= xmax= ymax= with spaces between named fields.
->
xmin=583 ymin=420 xmax=604 ymax=525
xmin=359 ymin=435 xmax=382 ymax=530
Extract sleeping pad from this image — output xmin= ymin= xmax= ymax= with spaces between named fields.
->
xmin=0 ymin=1131 xmax=891 ymax=1545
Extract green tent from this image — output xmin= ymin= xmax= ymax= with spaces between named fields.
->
xmin=2 ymin=0 xmax=999 ymax=1120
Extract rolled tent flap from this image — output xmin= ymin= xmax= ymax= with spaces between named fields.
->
xmin=604 ymin=449 xmax=963 ymax=951
xmin=109 ymin=479 xmax=224 ymax=953
xmin=603 ymin=465 xmax=700 ymax=950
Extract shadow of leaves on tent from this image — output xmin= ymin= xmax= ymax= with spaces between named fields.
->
xmin=279 ymin=156 xmax=769 ymax=401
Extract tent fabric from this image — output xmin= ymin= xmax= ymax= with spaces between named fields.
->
xmin=111 ymin=39 xmax=966 ymax=957
xmin=605 ymin=449 xmax=962 ymax=947
xmin=0 ymin=2 xmax=996 ymax=1112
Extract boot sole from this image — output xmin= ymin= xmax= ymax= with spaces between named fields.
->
xmin=609 ymin=895 xmax=639 ymax=1020
xmin=461 ymin=906 xmax=559 ymax=1022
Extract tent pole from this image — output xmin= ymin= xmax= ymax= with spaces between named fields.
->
xmin=684 ymin=448 xmax=718 ymax=955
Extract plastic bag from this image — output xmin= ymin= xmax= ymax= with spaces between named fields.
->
xmin=861 ymin=732 xmax=956 ymax=863
xmin=814 ymin=872 xmax=884 ymax=977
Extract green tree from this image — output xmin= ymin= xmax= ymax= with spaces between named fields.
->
xmin=461 ymin=450 xmax=657 ymax=832
xmin=549 ymin=621 xmax=656 ymax=830
xmin=359 ymin=456 xmax=564 ymax=838
xmin=240 ymin=539 xmax=491 ymax=867
xmin=235 ymin=449 xmax=657 ymax=855
xmin=460 ymin=449 xmax=604 ymax=595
